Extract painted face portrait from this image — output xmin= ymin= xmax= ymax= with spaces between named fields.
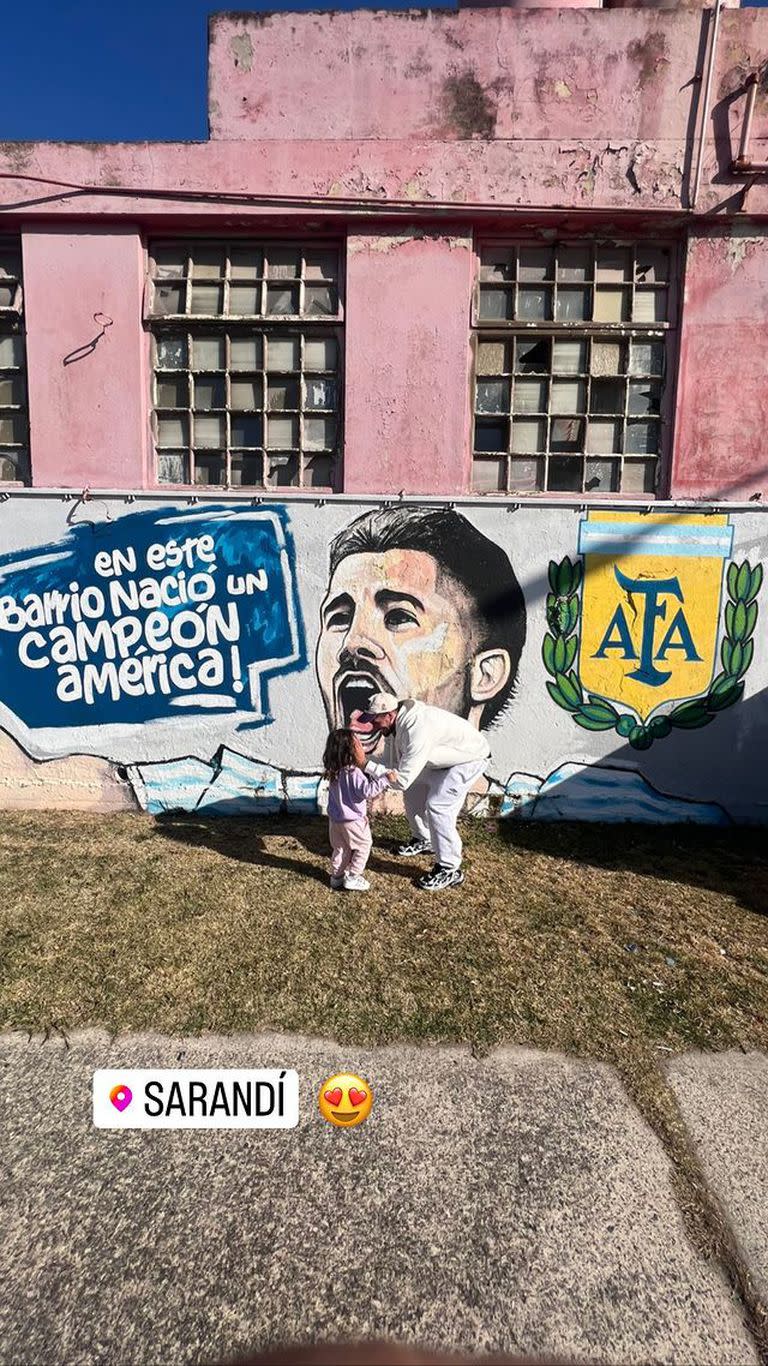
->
xmin=316 ymin=506 xmax=526 ymax=752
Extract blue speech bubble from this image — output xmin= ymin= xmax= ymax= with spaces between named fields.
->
xmin=0 ymin=505 xmax=305 ymax=730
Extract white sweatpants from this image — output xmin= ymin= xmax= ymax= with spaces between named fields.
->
xmin=403 ymin=758 xmax=487 ymax=870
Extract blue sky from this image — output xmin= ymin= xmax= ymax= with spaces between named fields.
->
xmin=1 ymin=0 xmax=436 ymax=142
xmin=3 ymin=0 xmax=764 ymax=143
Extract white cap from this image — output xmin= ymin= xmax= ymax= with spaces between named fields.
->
xmin=364 ymin=691 xmax=400 ymax=716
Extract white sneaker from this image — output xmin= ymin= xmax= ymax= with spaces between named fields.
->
xmin=396 ymin=837 xmax=433 ymax=857
xmin=418 ymin=864 xmax=465 ymax=892
xmin=343 ymin=874 xmax=370 ymax=892
xmin=330 ymin=875 xmax=345 ymax=890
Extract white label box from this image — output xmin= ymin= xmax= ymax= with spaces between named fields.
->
xmin=93 ymin=1068 xmax=299 ymax=1129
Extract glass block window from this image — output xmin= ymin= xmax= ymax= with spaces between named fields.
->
xmin=0 ymin=242 xmax=29 ymax=484
xmin=148 ymin=241 xmax=342 ymax=488
xmin=473 ymin=242 xmax=673 ymax=495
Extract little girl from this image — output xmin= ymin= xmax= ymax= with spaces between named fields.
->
xmin=323 ymin=728 xmax=393 ymax=891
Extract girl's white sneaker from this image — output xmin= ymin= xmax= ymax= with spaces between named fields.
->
xmin=343 ymin=874 xmax=370 ymax=891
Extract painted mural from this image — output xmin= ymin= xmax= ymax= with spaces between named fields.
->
xmin=543 ymin=512 xmax=761 ymax=751
xmin=315 ymin=503 xmax=526 ymax=748
xmin=0 ymin=497 xmax=766 ymax=824
xmin=0 ymin=505 xmax=304 ymax=752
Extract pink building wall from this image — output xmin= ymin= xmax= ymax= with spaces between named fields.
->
xmin=3 ymin=7 xmax=768 ymax=823
xmin=206 ymin=8 xmax=747 ymax=147
xmin=671 ymin=226 xmax=768 ymax=501
xmin=22 ymin=228 xmax=148 ymax=490
xmin=343 ymin=229 xmax=474 ymax=495
xmin=1 ymin=6 xmax=768 ymax=499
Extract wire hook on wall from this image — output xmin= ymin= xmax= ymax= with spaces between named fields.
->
xmin=66 ymin=485 xmax=113 ymax=528
xmin=62 ymin=313 xmax=114 ymax=368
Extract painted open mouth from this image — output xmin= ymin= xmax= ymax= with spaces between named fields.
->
xmin=334 ymin=671 xmax=386 ymax=750
xmin=331 ymin=1110 xmax=360 ymax=1123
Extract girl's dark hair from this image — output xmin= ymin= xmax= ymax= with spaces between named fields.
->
xmin=323 ymin=728 xmax=360 ymax=783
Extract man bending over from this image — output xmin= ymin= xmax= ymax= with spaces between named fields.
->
xmin=351 ymin=691 xmax=490 ymax=892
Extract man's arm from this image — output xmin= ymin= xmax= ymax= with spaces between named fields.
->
xmin=389 ymin=709 xmax=431 ymax=790
xmin=363 ymin=760 xmax=388 ymax=778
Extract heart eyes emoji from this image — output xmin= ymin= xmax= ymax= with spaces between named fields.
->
xmin=318 ymin=1073 xmax=374 ymax=1128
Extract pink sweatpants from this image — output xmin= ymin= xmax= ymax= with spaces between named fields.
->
xmin=329 ymin=818 xmax=372 ymax=878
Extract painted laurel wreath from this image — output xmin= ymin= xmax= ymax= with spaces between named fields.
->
xmin=543 ymin=556 xmax=762 ymax=751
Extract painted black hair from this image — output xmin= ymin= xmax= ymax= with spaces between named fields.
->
xmin=328 ymin=505 xmax=526 ymax=728
xmin=322 ymin=728 xmax=361 ymax=783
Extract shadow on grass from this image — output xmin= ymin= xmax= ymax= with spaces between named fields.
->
xmin=153 ymin=811 xmax=417 ymax=887
xmin=495 ymin=819 xmax=768 ymax=920
xmin=152 ymin=806 xmax=768 ymax=916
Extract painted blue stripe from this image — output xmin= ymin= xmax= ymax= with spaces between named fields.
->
xmin=578 ymin=520 xmax=733 ymax=559
xmin=579 ymin=532 xmax=727 ymax=554
xmin=580 ymin=520 xmax=733 ymax=542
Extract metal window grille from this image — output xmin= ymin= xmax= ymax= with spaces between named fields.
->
xmin=148 ymin=240 xmax=343 ymax=489
xmin=472 ymin=242 xmax=674 ymax=496
xmin=0 ymin=242 xmax=29 ymax=484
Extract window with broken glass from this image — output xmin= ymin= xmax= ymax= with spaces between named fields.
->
xmin=148 ymin=241 xmax=342 ymax=488
xmin=472 ymin=242 xmax=674 ymax=496
xmin=0 ymin=242 xmax=29 ymax=484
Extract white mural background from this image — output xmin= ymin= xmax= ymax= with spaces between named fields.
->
xmin=0 ymin=495 xmax=766 ymax=825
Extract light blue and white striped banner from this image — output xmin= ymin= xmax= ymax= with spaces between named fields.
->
xmin=577 ymin=520 xmax=734 ymax=560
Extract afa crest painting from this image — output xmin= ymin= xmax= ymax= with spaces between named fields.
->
xmin=543 ymin=512 xmax=763 ymax=750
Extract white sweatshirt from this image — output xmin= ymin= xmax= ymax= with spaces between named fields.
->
xmin=386 ymin=699 xmax=491 ymax=791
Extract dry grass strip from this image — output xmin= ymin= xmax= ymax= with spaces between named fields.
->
xmin=2 ymin=810 xmax=767 ymax=1356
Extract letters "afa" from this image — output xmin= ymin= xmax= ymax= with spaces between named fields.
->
xmin=578 ymin=513 xmax=734 ymax=721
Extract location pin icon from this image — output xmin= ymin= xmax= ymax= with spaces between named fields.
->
xmin=109 ymin=1084 xmax=133 ymax=1113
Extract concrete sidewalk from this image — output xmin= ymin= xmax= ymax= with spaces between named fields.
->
xmin=667 ymin=1052 xmax=768 ymax=1308
xmin=0 ymin=1031 xmax=764 ymax=1366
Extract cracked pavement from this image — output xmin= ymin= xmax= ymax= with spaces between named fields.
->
xmin=1 ymin=1031 xmax=765 ymax=1366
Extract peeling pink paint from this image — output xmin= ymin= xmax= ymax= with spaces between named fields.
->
xmin=344 ymin=230 xmax=474 ymax=495
xmin=670 ymin=228 xmax=768 ymax=501
xmin=207 ymin=9 xmax=766 ymax=150
xmin=0 ymin=7 xmax=767 ymax=497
